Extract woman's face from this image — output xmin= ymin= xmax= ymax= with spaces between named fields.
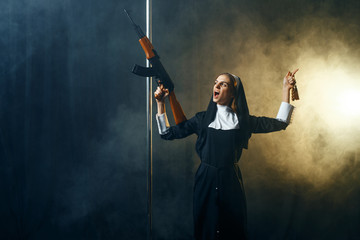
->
xmin=213 ymin=74 xmax=234 ymax=106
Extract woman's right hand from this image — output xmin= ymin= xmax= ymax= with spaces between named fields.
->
xmin=283 ymin=69 xmax=298 ymax=91
xmin=154 ymin=84 xmax=169 ymax=103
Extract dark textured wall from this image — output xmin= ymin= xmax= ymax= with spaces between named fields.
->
xmin=1 ymin=0 xmax=360 ymax=239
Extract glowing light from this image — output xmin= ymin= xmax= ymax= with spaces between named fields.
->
xmin=336 ymin=90 xmax=360 ymax=117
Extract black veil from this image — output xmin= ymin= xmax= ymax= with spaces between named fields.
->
xmin=195 ymin=74 xmax=251 ymax=156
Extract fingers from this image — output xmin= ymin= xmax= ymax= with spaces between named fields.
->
xmin=289 ymin=79 xmax=296 ymax=85
xmin=291 ymin=68 xmax=299 ymax=84
xmin=160 ymin=85 xmax=170 ymax=95
xmin=285 ymin=68 xmax=299 ymax=83
xmin=158 ymin=84 xmax=169 ymax=93
xmin=291 ymin=68 xmax=299 ymax=76
xmin=286 ymin=68 xmax=299 ymax=78
xmin=154 ymin=89 xmax=161 ymax=99
xmin=154 ymin=85 xmax=169 ymax=101
xmin=154 ymin=86 xmax=162 ymax=96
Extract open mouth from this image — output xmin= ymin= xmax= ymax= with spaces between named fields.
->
xmin=214 ymin=91 xmax=220 ymax=98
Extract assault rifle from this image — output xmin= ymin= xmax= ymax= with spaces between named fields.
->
xmin=124 ymin=9 xmax=187 ymax=124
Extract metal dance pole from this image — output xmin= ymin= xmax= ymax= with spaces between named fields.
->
xmin=146 ymin=0 xmax=153 ymax=239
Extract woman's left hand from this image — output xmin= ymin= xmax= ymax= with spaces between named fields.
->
xmin=283 ymin=68 xmax=298 ymax=91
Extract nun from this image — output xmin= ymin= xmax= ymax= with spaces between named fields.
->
xmin=154 ymin=71 xmax=297 ymax=240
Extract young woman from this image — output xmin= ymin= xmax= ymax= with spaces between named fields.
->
xmin=154 ymin=71 xmax=298 ymax=240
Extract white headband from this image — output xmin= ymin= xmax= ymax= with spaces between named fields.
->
xmin=230 ymin=73 xmax=241 ymax=88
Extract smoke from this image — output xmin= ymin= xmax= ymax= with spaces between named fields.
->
xmin=1 ymin=0 xmax=360 ymax=239
xmin=236 ymin=11 xmax=360 ymax=189
xmin=0 ymin=0 xmax=150 ymax=238
xmin=150 ymin=0 xmax=360 ymax=238
xmin=159 ymin=0 xmax=360 ymax=189
xmin=52 ymin=104 xmax=147 ymax=238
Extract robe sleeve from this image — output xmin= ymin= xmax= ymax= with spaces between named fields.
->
xmin=249 ymin=115 xmax=288 ymax=133
xmin=249 ymin=102 xmax=294 ymax=133
xmin=156 ymin=113 xmax=170 ymax=135
xmin=159 ymin=112 xmax=204 ymax=140
xmin=276 ymin=102 xmax=294 ymax=124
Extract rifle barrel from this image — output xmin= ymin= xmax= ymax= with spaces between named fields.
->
xmin=124 ymin=9 xmax=145 ymax=38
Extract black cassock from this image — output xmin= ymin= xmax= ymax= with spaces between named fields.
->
xmin=161 ymin=111 xmax=288 ymax=240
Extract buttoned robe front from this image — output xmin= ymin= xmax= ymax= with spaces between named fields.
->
xmin=161 ymin=111 xmax=288 ymax=240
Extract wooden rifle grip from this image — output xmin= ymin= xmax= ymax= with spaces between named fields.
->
xmin=168 ymin=91 xmax=187 ymax=124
